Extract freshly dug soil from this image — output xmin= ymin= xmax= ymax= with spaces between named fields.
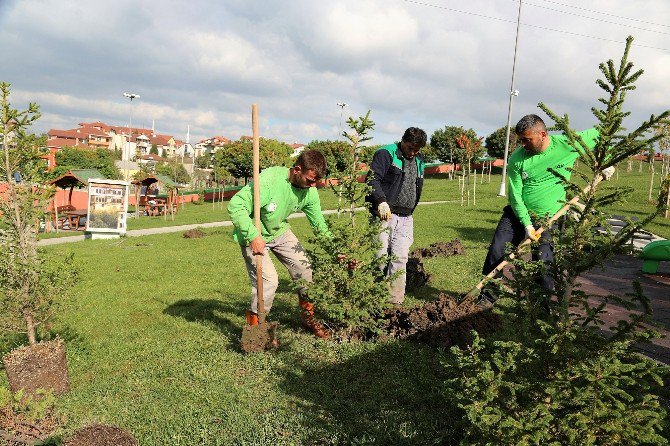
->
xmin=381 ymin=292 xmax=499 ymax=348
xmin=2 ymin=339 xmax=69 ymax=396
xmin=183 ymin=229 xmax=206 ymax=238
xmin=64 ymin=424 xmax=138 ymax=446
xmin=240 ymin=321 xmax=279 ymax=353
xmin=405 ymin=239 xmax=465 ymax=292
xmin=405 ymin=257 xmax=431 ymax=291
xmin=410 ymin=239 xmax=465 ymax=259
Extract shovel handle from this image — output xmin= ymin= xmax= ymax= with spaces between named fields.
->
xmin=252 ymin=104 xmax=265 ymax=324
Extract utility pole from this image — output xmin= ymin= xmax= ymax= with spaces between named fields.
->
xmin=498 ymin=0 xmax=523 ymax=197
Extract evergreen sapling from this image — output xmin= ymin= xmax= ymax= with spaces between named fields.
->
xmin=300 ymin=111 xmax=398 ymax=336
xmin=445 ymin=37 xmax=670 ymax=445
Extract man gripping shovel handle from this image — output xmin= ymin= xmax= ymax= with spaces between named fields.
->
xmin=241 ymin=104 xmax=279 ymax=353
xmin=462 ymin=174 xmax=604 ymax=303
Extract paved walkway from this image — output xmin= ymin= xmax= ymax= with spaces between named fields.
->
xmin=37 ymin=200 xmax=457 ymax=246
xmin=579 ymin=254 xmax=670 ymax=364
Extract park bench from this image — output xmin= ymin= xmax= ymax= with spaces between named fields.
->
xmin=52 ymin=205 xmax=75 ymax=230
xmin=593 ymin=214 xmax=655 ymax=247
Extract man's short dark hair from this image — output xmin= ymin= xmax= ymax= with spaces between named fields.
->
xmin=515 ymin=114 xmax=547 ymax=134
xmin=401 ymin=127 xmax=427 ymax=147
xmin=295 ymin=150 xmax=327 ymax=179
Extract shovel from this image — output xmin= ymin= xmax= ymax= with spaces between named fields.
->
xmin=462 ymin=175 xmax=603 ymax=302
xmin=241 ymin=104 xmax=278 ymax=353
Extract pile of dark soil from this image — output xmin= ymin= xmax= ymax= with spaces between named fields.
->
xmin=2 ymin=339 xmax=69 ymax=396
xmin=410 ymin=239 xmax=465 ymax=258
xmin=64 ymin=424 xmax=138 ymax=446
xmin=406 ymin=239 xmax=465 ymax=292
xmin=183 ymin=229 xmax=206 ymax=238
xmin=381 ymin=292 xmax=499 ymax=348
xmin=405 ymin=257 xmax=431 ymax=291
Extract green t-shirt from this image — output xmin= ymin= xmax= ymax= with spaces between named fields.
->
xmin=508 ymin=128 xmax=599 ymax=226
xmin=228 ymin=166 xmax=329 ymax=245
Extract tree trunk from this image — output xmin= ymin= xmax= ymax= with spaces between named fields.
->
xmin=25 ymin=313 xmax=37 ymax=345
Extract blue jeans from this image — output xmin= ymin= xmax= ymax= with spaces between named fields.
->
xmin=482 ymin=205 xmax=554 ymax=290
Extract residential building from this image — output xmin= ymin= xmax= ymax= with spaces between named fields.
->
xmin=194 ymin=136 xmax=230 ymax=158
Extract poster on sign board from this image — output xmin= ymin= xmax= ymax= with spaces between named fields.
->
xmin=86 ymin=179 xmax=129 ymax=236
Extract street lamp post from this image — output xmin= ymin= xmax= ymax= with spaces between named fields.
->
xmin=336 ymin=102 xmax=348 ymax=138
xmin=123 ymin=92 xmax=140 ymax=163
xmin=498 ymin=0 xmax=523 ymax=197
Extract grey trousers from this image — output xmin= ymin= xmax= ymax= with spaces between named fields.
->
xmin=377 ymin=214 xmax=414 ymax=304
xmin=241 ymin=229 xmax=312 ymax=314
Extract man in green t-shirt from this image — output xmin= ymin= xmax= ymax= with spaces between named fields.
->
xmin=479 ymin=114 xmax=613 ymax=306
xmin=228 ymin=150 xmax=330 ymax=339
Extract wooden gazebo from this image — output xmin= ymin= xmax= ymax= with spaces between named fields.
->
xmin=131 ymin=174 xmax=179 ymax=219
xmin=47 ymin=168 xmax=105 ymax=206
xmin=47 ymin=169 xmax=105 ymax=231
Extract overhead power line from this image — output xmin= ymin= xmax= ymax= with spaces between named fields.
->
xmin=400 ymin=0 xmax=670 ymax=52
xmin=519 ymin=0 xmax=670 ymax=36
xmin=530 ymin=0 xmax=670 ymax=29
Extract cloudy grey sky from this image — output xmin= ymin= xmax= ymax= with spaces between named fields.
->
xmin=1 ymin=0 xmax=668 ymax=146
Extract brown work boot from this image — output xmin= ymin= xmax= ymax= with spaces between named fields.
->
xmin=246 ymin=310 xmax=259 ymax=326
xmin=298 ymin=300 xmax=330 ymax=340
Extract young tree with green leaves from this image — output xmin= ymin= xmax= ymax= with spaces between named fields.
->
xmin=50 ymin=146 xmax=121 ymax=180
xmin=430 ymin=125 xmax=484 ymax=166
xmin=302 ymin=112 xmax=396 ymax=335
xmin=0 ymin=82 xmax=77 ymax=345
xmin=456 ymin=133 xmax=483 ymax=206
xmin=306 ymin=139 xmax=351 ymax=176
xmin=445 ymin=37 xmax=670 ymax=445
xmin=156 ymin=158 xmax=190 ymax=184
xmin=484 ymin=125 xmax=518 ymax=159
xmin=213 ymin=138 xmax=292 ymax=184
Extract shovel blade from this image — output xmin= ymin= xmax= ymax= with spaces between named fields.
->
xmin=241 ymin=322 xmax=279 ymax=353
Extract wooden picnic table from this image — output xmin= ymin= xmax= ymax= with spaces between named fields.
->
xmin=63 ymin=209 xmax=87 ymax=230
xmin=145 ymin=198 xmax=167 ymax=217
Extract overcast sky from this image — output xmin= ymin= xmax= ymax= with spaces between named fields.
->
xmin=1 ymin=0 xmax=668 ymax=147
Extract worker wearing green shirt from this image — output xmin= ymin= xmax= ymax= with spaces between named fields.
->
xmin=228 ymin=150 xmax=330 ymax=339
xmin=479 ymin=114 xmax=613 ymax=306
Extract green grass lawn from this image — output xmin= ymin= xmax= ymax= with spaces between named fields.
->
xmin=4 ymin=168 xmax=669 ymax=444
xmin=6 ymin=201 xmax=498 ymax=445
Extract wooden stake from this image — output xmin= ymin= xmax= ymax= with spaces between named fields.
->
xmin=473 ymin=169 xmax=477 ymax=206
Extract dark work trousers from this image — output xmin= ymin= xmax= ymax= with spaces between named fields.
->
xmin=482 ymin=205 xmax=554 ymax=290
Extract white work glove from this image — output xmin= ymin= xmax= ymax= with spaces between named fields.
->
xmin=602 ymin=166 xmax=615 ymax=180
xmin=378 ymin=202 xmax=392 ymax=221
xmin=525 ymin=225 xmax=540 ymax=242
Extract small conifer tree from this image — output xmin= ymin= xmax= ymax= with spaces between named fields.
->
xmin=301 ymin=111 xmax=396 ymax=335
xmin=445 ymin=37 xmax=670 ymax=444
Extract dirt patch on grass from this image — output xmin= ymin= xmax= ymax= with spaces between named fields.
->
xmin=64 ymin=424 xmax=138 ymax=446
xmin=410 ymin=239 xmax=465 ymax=259
xmin=240 ymin=322 xmax=279 ymax=353
xmin=381 ymin=292 xmax=499 ymax=348
xmin=183 ymin=229 xmax=206 ymax=238
xmin=2 ymin=339 xmax=69 ymax=397
xmin=406 ymin=239 xmax=465 ymax=292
